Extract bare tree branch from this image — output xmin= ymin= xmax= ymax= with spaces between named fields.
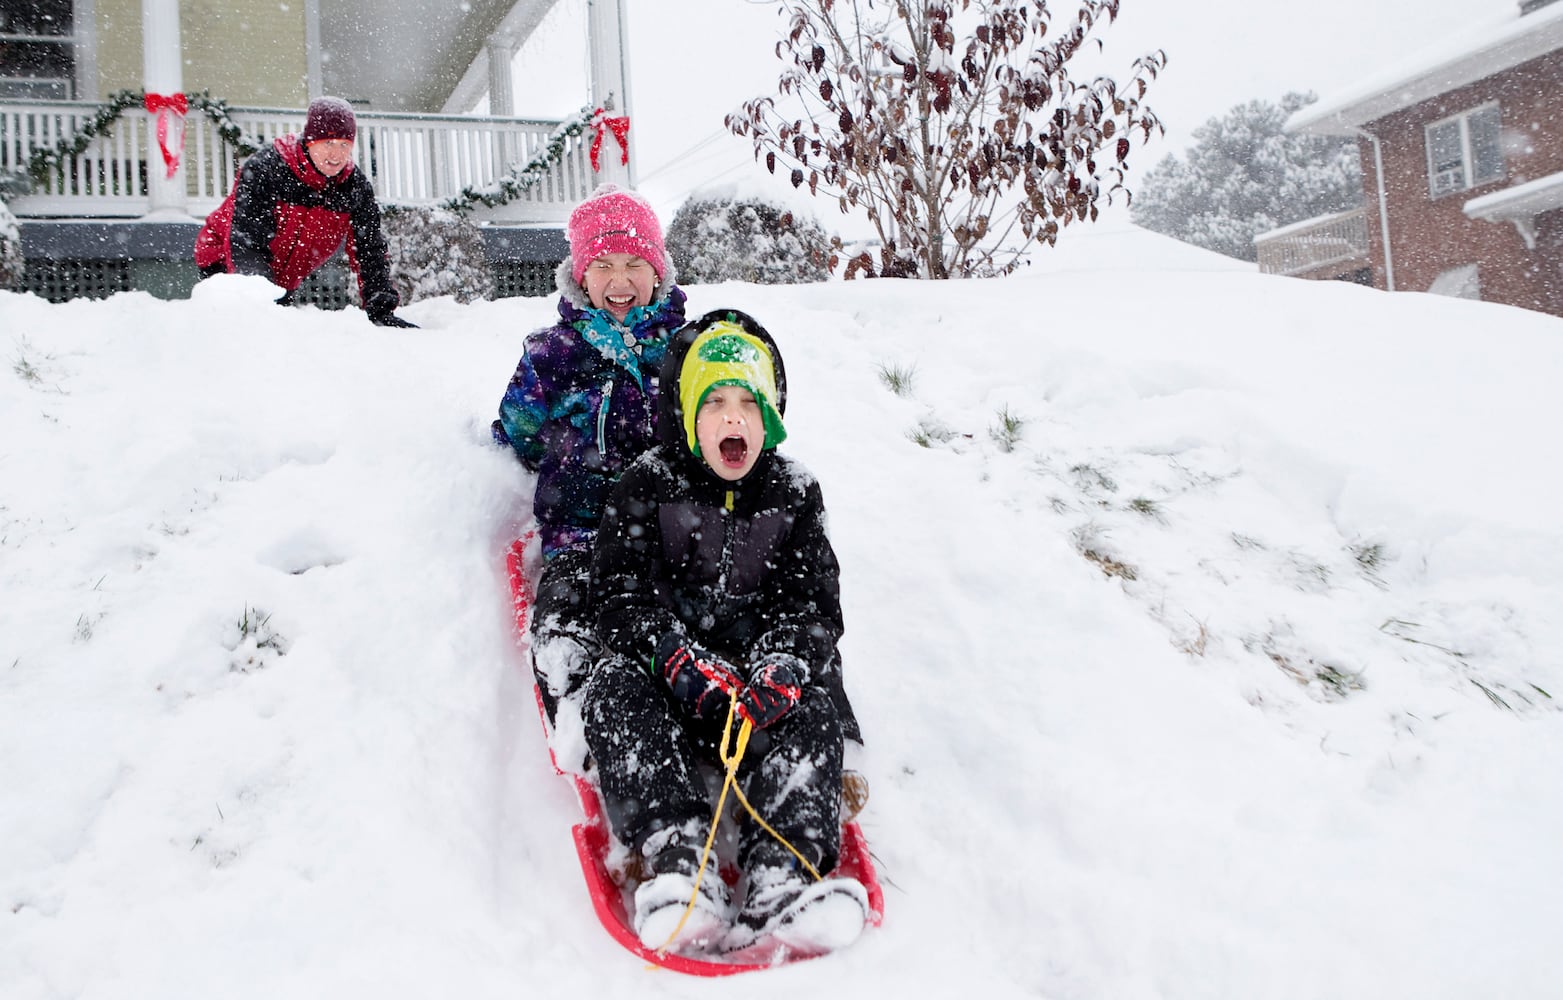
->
xmin=730 ymin=1 xmax=1167 ymax=277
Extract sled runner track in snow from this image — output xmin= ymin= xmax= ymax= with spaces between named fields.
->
xmin=504 ymin=533 xmax=884 ymax=975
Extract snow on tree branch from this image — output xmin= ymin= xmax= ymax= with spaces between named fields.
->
xmin=1130 ymin=92 xmax=1363 ymax=263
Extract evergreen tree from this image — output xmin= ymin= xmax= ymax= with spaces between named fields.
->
xmin=1130 ymin=92 xmax=1361 ymax=262
xmin=666 ymin=190 xmax=834 ymax=285
xmin=377 ymin=205 xmax=495 ymax=305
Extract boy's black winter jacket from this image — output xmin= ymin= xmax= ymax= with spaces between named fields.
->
xmin=590 ymin=311 xmax=860 ymax=741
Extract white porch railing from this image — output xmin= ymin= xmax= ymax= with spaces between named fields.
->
xmin=1 ymin=100 xmax=596 ymax=223
xmin=1254 ymin=206 xmax=1371 ymax=277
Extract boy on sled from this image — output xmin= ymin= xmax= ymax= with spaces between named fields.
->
xmin=581 ymin=309 xmax=867 ymax=957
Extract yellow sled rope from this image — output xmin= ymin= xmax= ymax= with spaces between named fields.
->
xmin=653 ymin=691 xmax=822 ymax=958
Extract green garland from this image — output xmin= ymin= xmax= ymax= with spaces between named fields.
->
xmin=20 ymin=89 xmax=265 ymax=185
xmin=7 ymin=91 xmax=601 ymax=215
xmin=442 ymin=102 xmax=599 ymax=216
xmin=188 ymin=92 xmax=267 ymax=159
xmin=24 ymin=89 xmax=142 ymax=181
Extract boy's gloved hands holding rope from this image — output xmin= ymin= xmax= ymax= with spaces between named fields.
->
xmin=654 ymin=635 xmax=806 ymax=730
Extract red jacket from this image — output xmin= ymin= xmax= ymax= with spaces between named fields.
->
xmin=194 ymin=133 xmax=399 ymax=312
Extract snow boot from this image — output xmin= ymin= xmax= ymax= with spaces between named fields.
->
xmin=632 ymin=841 xmax=731 ymax=954
xmin=725 ymin=863 xmax=868 ymax=955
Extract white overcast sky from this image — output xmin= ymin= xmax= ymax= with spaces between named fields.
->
xmin=512 ymin=0 xmax=1517 ymax=219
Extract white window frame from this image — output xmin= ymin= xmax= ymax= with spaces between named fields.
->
xmin=0 ymin=0 xmax=78 ymax=100
xmin=1425 ymin=102 xmax=1504 ymax=199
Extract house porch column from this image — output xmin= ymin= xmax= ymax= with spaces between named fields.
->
xmin=141 ymin=0 xmax=187 ymax=217
xmin=487 ymin=37 xmax=520 ymax=167
xmin=586 ymin=0 xmax=633 ymax=187
xmin=487 ymin=38 xmax=517 ymax=117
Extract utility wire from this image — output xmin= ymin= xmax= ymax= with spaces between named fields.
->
xmin=636 ymin=127 xmax=736 ymax=184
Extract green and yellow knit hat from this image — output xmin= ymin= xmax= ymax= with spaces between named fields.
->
xmin=679 ymin=322 xmax=787 ymax=457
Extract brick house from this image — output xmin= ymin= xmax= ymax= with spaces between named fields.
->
xmin=1257 ymin=0 xmax=1563 ymax=317
xmin=0 ymin=0 xmax=635 ymax=303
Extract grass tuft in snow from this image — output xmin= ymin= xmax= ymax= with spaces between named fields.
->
xmin=73 ymin=613 xmax=99 ymax=643
xmin=1350 ymin=539 xmax=1389 ymax=588
xmin=12 ymin=353 xmax=41 ymax=384
xmin=1468 ymin=678 xmax=1553 ymax=714
xmin=1070 ymin=463 xmax=1118 ymax=495
xmin=1249 ymin=629 xmax=1363 ymax=700
xmin=876 ymin=361 xmax=917 ymax=397
xmin=229 ymin=606 xmax=288 ymax=673
xmin=10 ymin=337 xmax=63 ymax=392
xmin=1379 ymin=618 xmax=1466 ymax=659
xmin=1071 ymin=523 xmax=1138 ymax=581
xmin=1127 ymin=496 xmax=1164 ymax=520
xmin=1288 ymin=555 xmax=1332 ymax=593
xmin=1173 ymin=615 xmax=1212 ymax=657
xmin=1471 ymin=679 xmax=1513 ymax=710
xmin=988 ymin=405 xmax=1025 ymax=452
xmin=1351 ymin=540 xmax=1386 ymax=571
xmin=1082 ymin=548 xmax=1138 ymax=581
xmin=908 ymin=416 xmax=956 ymax=448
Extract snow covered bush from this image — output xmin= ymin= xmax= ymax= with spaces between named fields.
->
xmin=379 ymin=205 xmax=494 ymax=304
xmin=666 ymin=190 xmax=833 ymax=284
xmin=0 ymin=197 xmax=23 ymax=292
xmin=1130 ymin=92 xmax=1362 ymax=263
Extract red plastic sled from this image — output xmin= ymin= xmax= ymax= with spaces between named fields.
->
xmin=504 ymin=533 xmax=884 ymax=975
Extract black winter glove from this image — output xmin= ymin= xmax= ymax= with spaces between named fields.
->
xmin=364 ymin=290 xmax=417 ymax=328
xmin=737 ymin=659 xmax=804 ymax=730
xmin=653 ymin=634 xmax=743 ymax=721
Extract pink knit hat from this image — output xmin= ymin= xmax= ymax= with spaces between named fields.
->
xmin=567 ymin=184 xmax=667 ymax=284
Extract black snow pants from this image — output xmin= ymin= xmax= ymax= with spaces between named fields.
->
xmin=581 ymin=652 xmax=846 ymax=874
xmin=530 ymin=547 xmax=596 ymax=723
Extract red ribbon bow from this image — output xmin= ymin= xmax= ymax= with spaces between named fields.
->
xmin=143 ymin=92 xmax=189 ymax=179
xmin=143 ymin=93 xmax=188 ymax=115
xmin=589 ymin=108 xmax=631 ymax=172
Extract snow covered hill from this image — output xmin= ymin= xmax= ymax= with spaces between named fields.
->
xmin=3 ymin=219 xmax=1561 ymax=999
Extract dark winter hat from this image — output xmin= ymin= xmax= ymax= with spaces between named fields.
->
xmin=678 ymin=322 xmax=787 ymax=457
xmin=567 ymin=183 xmax=667 ymax=283
xmin=302 ymin=97 xmax=357 ymax=145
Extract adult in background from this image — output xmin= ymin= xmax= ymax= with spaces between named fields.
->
xmin=194 ymin=96 xmax=416 ymax=328
xmin=492 ymin=184 xmax=686 ymax=723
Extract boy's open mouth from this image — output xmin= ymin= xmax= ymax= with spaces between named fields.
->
xmin=718 ymin=435 xmax=748 ymax=466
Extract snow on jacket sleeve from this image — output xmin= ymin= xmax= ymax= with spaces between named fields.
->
xmin=340 ymin=170 xmax=399 ymax=314
xmin=748 ymin=473 xmax=844 ymax=678
xmin=228 ymin=150 xmax=284 ymax=278
xmin=746 ymin=463 xmax=859 ymax=743
xmin=590 ymin=457 xmax=684 ymax=667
